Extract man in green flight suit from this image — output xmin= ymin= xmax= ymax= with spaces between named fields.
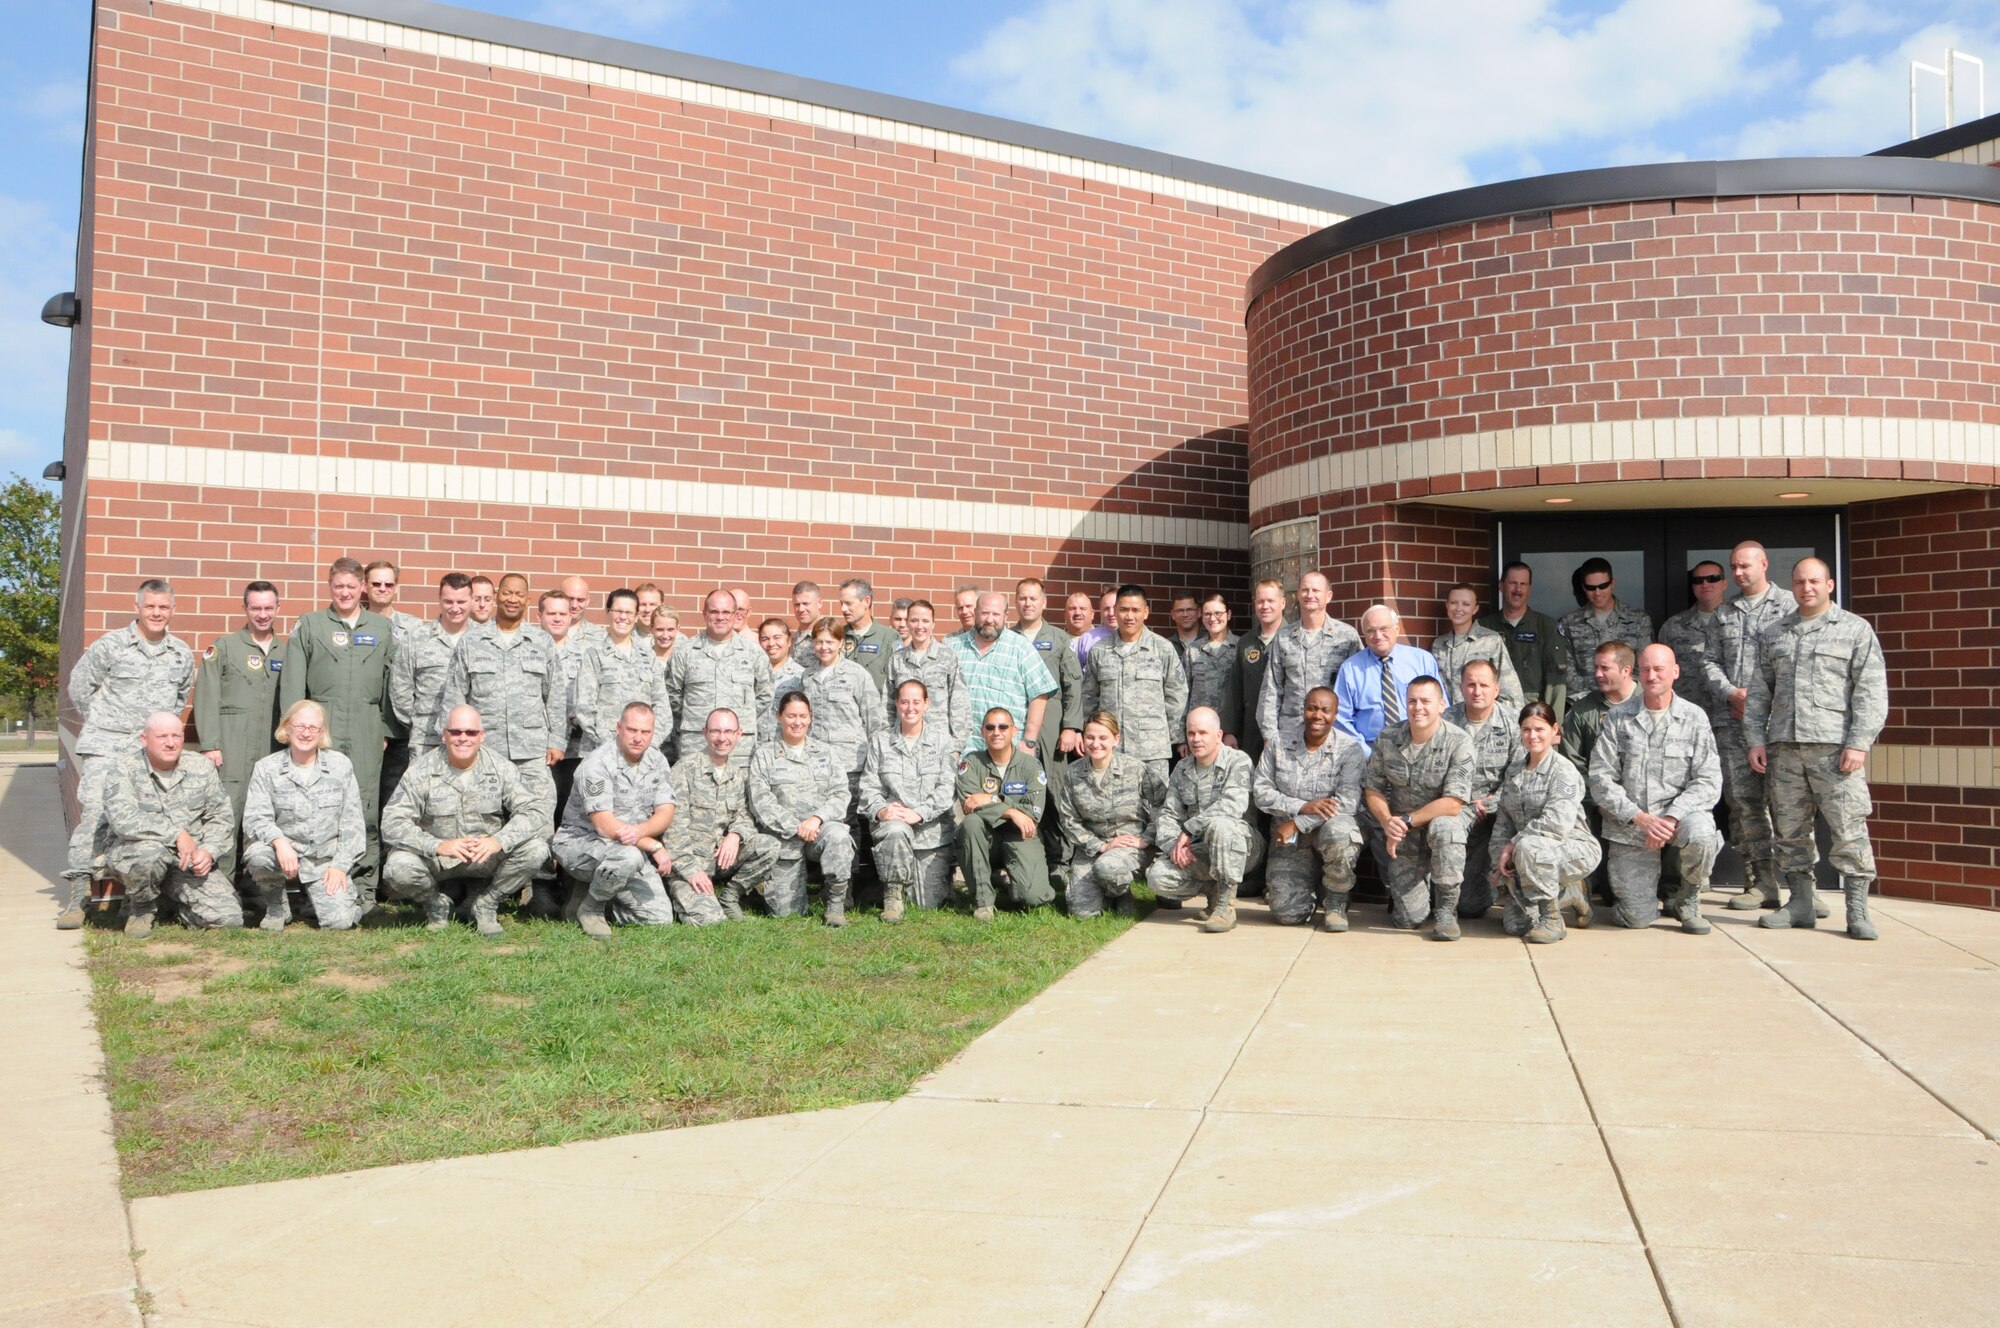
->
xmin=278 ymin=557 xmax=397 ymax=908
xmin=192 ymin=580 xmax=286 ymax=886
xmin=955 ymin=706 xmax=1053 ymax=922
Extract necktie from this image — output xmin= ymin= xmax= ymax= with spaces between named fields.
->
xmin=1380 ymin=654 xmax=1401 ymax=724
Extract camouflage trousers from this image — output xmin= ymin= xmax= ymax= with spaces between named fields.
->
xmin=1768 ymin=742 xmax=1876 ymax=884
xmin=1454 ymin=810 xmax=1502 ymax=916
xmin=553 ymin=840 xmax=675 ymax=925
xmin=670 ymin=832 xmax=781 ymax=924
xmin=763 ymin=823 xmax=855 ymax=918
xmin=381 ymin=841 xmax=548 ymax=910
xmin=1362 ymin=810 xmax=1467 ymax=927
xmin=869 ymin=820 xmax=955 ymax=910
xmin=242 ymin=844 xmax=366 ymax=930
xmin=62 ymin=754 xmax=114 ymax=886
xmin=1064 ymin=843 xmax=1153 ymax=918
xmin=1606 ymin=811 xmax=1720 ymax=928
xmin=1146 ymin=820 xmax=1264 ymax=902
xmin=1263 ymin=821 xmax=1359 ymax=925
xmin=104 ymin=845 xmax=245 ymax=929
xmin=1498 ymin=832 xmax=1600 ymax=937
xmin=1716 ymin=725 xmax=1779 ymax=899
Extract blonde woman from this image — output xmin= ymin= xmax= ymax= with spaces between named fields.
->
xmin=241 ymin=699 xmax=366 ymax=932
xmin=1055 ymin=711 xmax=1167 ymax=918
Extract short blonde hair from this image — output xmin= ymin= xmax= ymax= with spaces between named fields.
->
xmin=274 ymin=699 xmax=332 ymax=750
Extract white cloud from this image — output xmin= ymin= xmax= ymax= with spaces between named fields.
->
xmin=16 ymin=77 xmax=84 ymax=145
xmin=528 ymin=0 xmax=691 ymax=35
xmin=1805 ymin=0 xmax=1902 ymax=41
xmin=1734 ymin=22 xmax=1999 ymax=156
xmin=952 ymin=0 xmax=1783 ymax=202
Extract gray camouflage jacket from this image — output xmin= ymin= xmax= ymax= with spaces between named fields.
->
xmin=1057 ymin=752 xmax=1167 ymax=855
xmin=1559 ymin=601 xmax=1654 ymax=698
xmin=1256 ymin=619 xmax=1363 ymax=740
xmin=1701 ymin=585 xmax=1797 ymax=728
xmin=242 ymin=749 xmax=366 ymax=879
xmin=438 ymin=623 xmax=568 ymax=761
xmin=381 ymin=745 xmax=551 ymax=856
xmin=1253 ymin=731 xmax=1366 ymax=838
xmin=858 ymin=726 xmax=960 ymax=850
xmin=1156 ymin=746 xmax=1255 ymax=843
xmin=1080 ymin=629 xmax=1189 ymax=763
xmin=70 ymin=624 xmax=197 ymax=757
xmin=100 ymin=750 xmax=234 ymax=861
xmin=1745 ymin=603 xmax=1889 ymax=751
xmin=1363 ymin=722 xmax=1476 ymax=816
xmin=1588 ymin=695 xmax=1724 ymax=846
xmin=390 ymin=621 xmax=469 ymax=749
xmin=749 ymin=738 xmax=851 ymax=849
xmin=1443 ymin=704 xmax=1524 ymax=808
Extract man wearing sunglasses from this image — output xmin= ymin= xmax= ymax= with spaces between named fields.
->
xmin=1659 ymin=562 xmax=1730 ymax=709
xmin=1559 ymin=558 xmax=1654 ymax=701
xmin=382 ymin=706 xmax=553 ymax=936
xmin=955 ymin=708 xmax=1053 ymax=922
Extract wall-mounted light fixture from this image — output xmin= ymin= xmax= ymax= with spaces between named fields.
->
xmin=40 ymin=292 xmax=80 ymax=328
xmin=42 ymin=461 xmax=65 ymax=482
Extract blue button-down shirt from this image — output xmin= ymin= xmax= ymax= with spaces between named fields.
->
xmin=1073 ymin=624 xmax=1112 ymax=668
xmin=1334 ymin=642 xmax=1444 ymax=747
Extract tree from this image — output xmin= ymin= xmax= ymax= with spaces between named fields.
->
xmin=0 ymin=476 xmax=59 ymax=742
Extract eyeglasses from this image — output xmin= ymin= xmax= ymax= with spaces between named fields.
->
xmin=368 ymin=581 xmax=396 ymax=589
xmin=444 ymin=728 xmax=483 ymax=737
xmin=982 ymin=723 xmax=1013 ymax=732
xmin=1690 ymin=573 xmax=1725 ymax=585
xmin=1582 ymin=580 xmax=1613 ymax=592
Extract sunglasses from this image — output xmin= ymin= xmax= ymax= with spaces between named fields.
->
xmin=982 ymin=724 xmax=1013 ymax=732
xmin=1582 ymin=580 xmax=1613 ymax=592
xmin=444 ymin=728 xmax=483 ymax=737
xmin=1690 ymin=573 xmax=1725 ymax=585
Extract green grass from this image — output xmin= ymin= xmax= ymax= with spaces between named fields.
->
xmin=88 ymin=905 xmax=1131 ymax=1197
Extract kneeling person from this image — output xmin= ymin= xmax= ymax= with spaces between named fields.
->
xmin=1491 ymin=702 xmax=1600 ymax=943
xmin=666 ymin=709 xmax=779 ymax=924
xmin=1146 ymin=706 xmax=1263 ymax=933
xmin=860 ymin=681 xmax=959 ymax=921
xmin=1588 ymin=644 xmax=1723 ymax=933
xmin=1056 ymin=712 xmax=1167 ymax=919
xmin=381 ymin=705 xmax=553 ymax=936
xmin=1254 ymin=686 xmax=1365 ymax=930
xmin=956 ymin=707 xmax=1053 ymax=921
xmin=242 ymin=700 xmax=366 ymax=932
xmin=1362 ymin=676 xmax=1474 ymax=940
xmin=554 ymin=702 xmax=680 ymax=938
xmin=98 ymin=713 xmax=241 ymax=938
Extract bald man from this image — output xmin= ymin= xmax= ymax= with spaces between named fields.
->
xmin=95 ymin=713 xmax=241 ymax=937
xmin=1145 ymin=707 xmax=1263 ymax=933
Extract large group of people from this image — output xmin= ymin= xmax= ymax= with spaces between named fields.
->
xmin=58 ymin=541 xmax=1889 ymax=945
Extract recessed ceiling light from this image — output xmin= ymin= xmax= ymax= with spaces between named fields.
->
xmin=1777 ymin=491 xmax=1810 ymax=500
xmin=1543 ymin=496 xmax=1574 ymax=505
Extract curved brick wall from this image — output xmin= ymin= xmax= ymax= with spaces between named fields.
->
xmin=1247 ymin=189 xmax=2000 ymax=530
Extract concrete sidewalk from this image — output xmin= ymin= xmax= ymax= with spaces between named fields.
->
xmin=4 ymin=759 xmax=1997 ymax=1325
xmin=0 ymin=766 xmax=143 ymax=1327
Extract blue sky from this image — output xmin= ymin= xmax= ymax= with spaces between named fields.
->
xmin=2 ymin=0 xmax=1995 ymax=483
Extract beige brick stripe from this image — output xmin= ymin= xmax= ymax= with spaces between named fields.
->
xmin=1249 ymin=416 xmax=2000 ymax=517
xmin=169 ymin=0 xmax=1347 ymax=229
xmin=85 ymin=441 xmax=1250 ymax=551
xmin=1867 ymin=745 xmax=2000 ymax=789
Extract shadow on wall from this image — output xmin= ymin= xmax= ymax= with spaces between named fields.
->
xmin=1045 ymin=426 xmax=1255 ymax=614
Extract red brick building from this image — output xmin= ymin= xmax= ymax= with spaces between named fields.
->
xmin=48 ymin=0 xmax=2000 ymax=906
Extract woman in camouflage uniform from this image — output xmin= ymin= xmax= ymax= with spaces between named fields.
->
xmin=240 ymin=699 xmax=367 ymax=933
xmin=748 ymin=692 xmax=857 ymax=924
xmin=1490 ymin=701 xmax=1600 ymax=944
xmin=1054 ymin=711 xmax=1167 ymax=918
xmin=858 ymin=678 xmax=960 ymax=919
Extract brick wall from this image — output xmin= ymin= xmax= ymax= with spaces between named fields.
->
xmin=1850 ymin=488 xmax=2000 ymax=908
xmin=1319 ymin=501 xmax=1491 ymax=639
xmin=1247 ymin=194 xmax=2000 ymax=508
xmin=73 ymin=0 xmax=1312 ymax=653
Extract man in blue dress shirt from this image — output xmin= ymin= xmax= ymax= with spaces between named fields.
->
xmin=1335 ymin=605 xmax=1444 ymax=748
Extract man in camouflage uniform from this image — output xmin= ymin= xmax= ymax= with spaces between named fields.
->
xmin=1706 ymin=541 xmax=1804 ymax=912
xmin=667 ymin=709 xmax=779 ymax=923
xmin=364 ymin=561 xmax=426 ymax=646
xmin=1080 ymin=585 xmax=1188 ymax=782
xmin=1013 ymin=577 xmax=1084 ymax=878
xmin=1168 ymin=593 xmax=1203 ymax=665
xmin=1253 ymin=687 xmax=1365 ymax=930
xmin=279 ymin=557 xmax=398 ymax=909
xmin=438 ymin=572 xmax=566 ymax=805
xmin=60 ymin=579 xmax=198 ymax=926
xmin=1445 ymin=659 xmax=1525 ymax=919
xmin=192 ymin=580 xmax=286 ymax=886
xmin=389 ymin=573 xmax=473 ymax=755
xmin=956 ymin=707 xmax=1053 ymax=921
xmin=1658 ymin=560 xmax=1728 ymax=706
xmin=1481 ymin=561 xmax=1571 ymax=719
xmin=555 ymin=702 xmax=680 ymax=938
xmin=1560 ymin=557 xmax=1654 ymax=699
xmin=837 ymin=577 xmax=901 ymax=696
xmin=1559 ymin=639 xmax=1640 ymax=921
xmin=572 ymin=589 xmax=673 ymax=760
xmin=1748 ymin=558 xmax=1890 ymax=940
xmin=666 ymin=589 xmax=775 ymax=763
xmin=1256 ymin=570 xmax=1363 ymax=744
xmin=1362 ymin=676 xmax=1475 ymax=939
xmin=96 ymin=714 xmax=241 ymax=938
xmin=381 ymin=704 xmax=552 ymax=937
xmin=1146 ymin=706 xmax=1263 ymax=933
xmin=1433 ymin=584 xmax=1525 ymax=714
xmin=560 ymin=576 xmax=606 ymax=647
xmin=1589 ymin=644 xmax=1724 ymax=933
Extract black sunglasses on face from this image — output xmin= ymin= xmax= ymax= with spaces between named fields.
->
xmin=1690 ymin=573 xmax=1725 ymax=585
xmin=1582 ymin=581 xmax=1612 ymax=592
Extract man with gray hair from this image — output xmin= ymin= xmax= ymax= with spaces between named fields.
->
xmin=1335 ymin=604 xmax=1443 ymax=748
xmin=60 ymin=579 xmax=198 ymax=927
xmin=838 ymin=577 xmax=900 ymax=696
xmin=95 ymin=713 xmax=240 ymax=938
